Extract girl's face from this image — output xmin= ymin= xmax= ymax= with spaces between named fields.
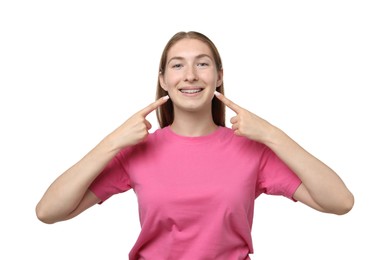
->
xmin=159 ymin=38 xmax=223 ymax=113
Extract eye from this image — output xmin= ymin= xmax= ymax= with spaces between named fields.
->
xmin=197 ymin=62 xmax=209 ymax=67
xmin=172 ymin=63 xmax=183 ymax=69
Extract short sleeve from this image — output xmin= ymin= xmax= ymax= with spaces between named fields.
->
xmin=256 ymin=146 xmax=302 ymax=201
xmin=89 ymin=148 xmax=132 ymax=203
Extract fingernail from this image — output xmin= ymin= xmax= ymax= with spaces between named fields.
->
xmin=162 ymin=95 xmax=170 ymax=100
xmin=214 ymin=91 xmax=221 ymax=96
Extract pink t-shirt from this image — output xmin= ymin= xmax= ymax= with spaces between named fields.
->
xmin=89 ymin=126 xmax=301 ymax=260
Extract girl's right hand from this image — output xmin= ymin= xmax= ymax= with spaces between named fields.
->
xmin=107 ymin=95 xmax=169 ymax=150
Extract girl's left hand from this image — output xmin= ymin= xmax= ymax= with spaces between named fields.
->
xmin=214 ymin=91 xmax=276 ymax=144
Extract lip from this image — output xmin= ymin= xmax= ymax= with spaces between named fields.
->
xmin=178 ymin=86 xmax=205 ymax=96
xmin=178 ymin=86 xmax=205 ymax=90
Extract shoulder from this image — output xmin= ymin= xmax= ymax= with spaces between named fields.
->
xmin=147 ymin=127 xmax=170 ymax=143
xmin=218 ymin=127 xmax=267 ymax=152
xmin=117 ymin=127 xmax=168 ymax=156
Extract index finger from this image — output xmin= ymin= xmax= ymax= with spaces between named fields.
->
xmin=139 ymin=95 xmax=170 ymax=117
xmin=214 ymin=91 xmax=242 ymax=114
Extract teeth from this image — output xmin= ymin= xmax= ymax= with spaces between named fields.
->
xmin=180 ymin=89 xmax=202 ymax=94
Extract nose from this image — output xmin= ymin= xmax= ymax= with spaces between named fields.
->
xmin=185 ymin=66 xmax=198 ymax=82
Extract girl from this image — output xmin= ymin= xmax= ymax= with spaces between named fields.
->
xmin=36 ymin=31 xmax=354 ymax=260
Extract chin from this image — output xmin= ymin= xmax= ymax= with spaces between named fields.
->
xmin=170 ymin=92 xmax=213 ymax=112
xmin=173 ymin=101 xmax=210 ymax=113
xmin=177 ymin=104 xmax=203 ymax=112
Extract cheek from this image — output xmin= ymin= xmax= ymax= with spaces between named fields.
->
xmin=201 ymin=71 xmax=219 ymax=85
xmin=164 ymin=74 xmax=182 ymax=90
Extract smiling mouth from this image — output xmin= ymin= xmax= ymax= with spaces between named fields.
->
xmin=179 ymin=88 xmax=204 ymax=94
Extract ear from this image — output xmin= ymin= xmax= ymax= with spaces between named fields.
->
xmin=216 ymin=69 xmax=223 ymax=87
xmin=159 ymin=73 xmax=168 ymax=91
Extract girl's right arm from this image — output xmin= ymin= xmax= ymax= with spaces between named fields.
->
xmin=35 ymin=96 xmax=169 ymax=224
xmin=35 ymin=138 xmax=120 ymax=224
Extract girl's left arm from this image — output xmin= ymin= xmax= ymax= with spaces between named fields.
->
xmin=215 ymin=92 xmax=354 ymax=215
xmin=265 ymin=129 xmax=354 ymax=215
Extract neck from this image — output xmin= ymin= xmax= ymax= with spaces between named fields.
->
xmin=170 ymin=108 xmax=218 ymax=137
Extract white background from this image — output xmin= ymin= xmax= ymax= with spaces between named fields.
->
xmin=1 ymin=0 xmax=389 ymax=259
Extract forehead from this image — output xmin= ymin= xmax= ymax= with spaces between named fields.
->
xmin=167 ymin=38 xmax=213 ymax=60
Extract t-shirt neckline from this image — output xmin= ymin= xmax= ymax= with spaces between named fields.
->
xmin=164 ymin=125 xmax=225 ymax=144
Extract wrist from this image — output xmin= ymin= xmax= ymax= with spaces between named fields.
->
xmin=261 ymin=126 xmax=287 ymax=148
xmin=100 ymin=134 xmax=123 ymax=154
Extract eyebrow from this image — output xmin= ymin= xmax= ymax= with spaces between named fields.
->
xmin=167 ymin=54 xmax=213 ymax=64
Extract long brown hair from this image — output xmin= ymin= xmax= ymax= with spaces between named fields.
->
xmin=156 ymin=31 xmax=225 ymax=128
